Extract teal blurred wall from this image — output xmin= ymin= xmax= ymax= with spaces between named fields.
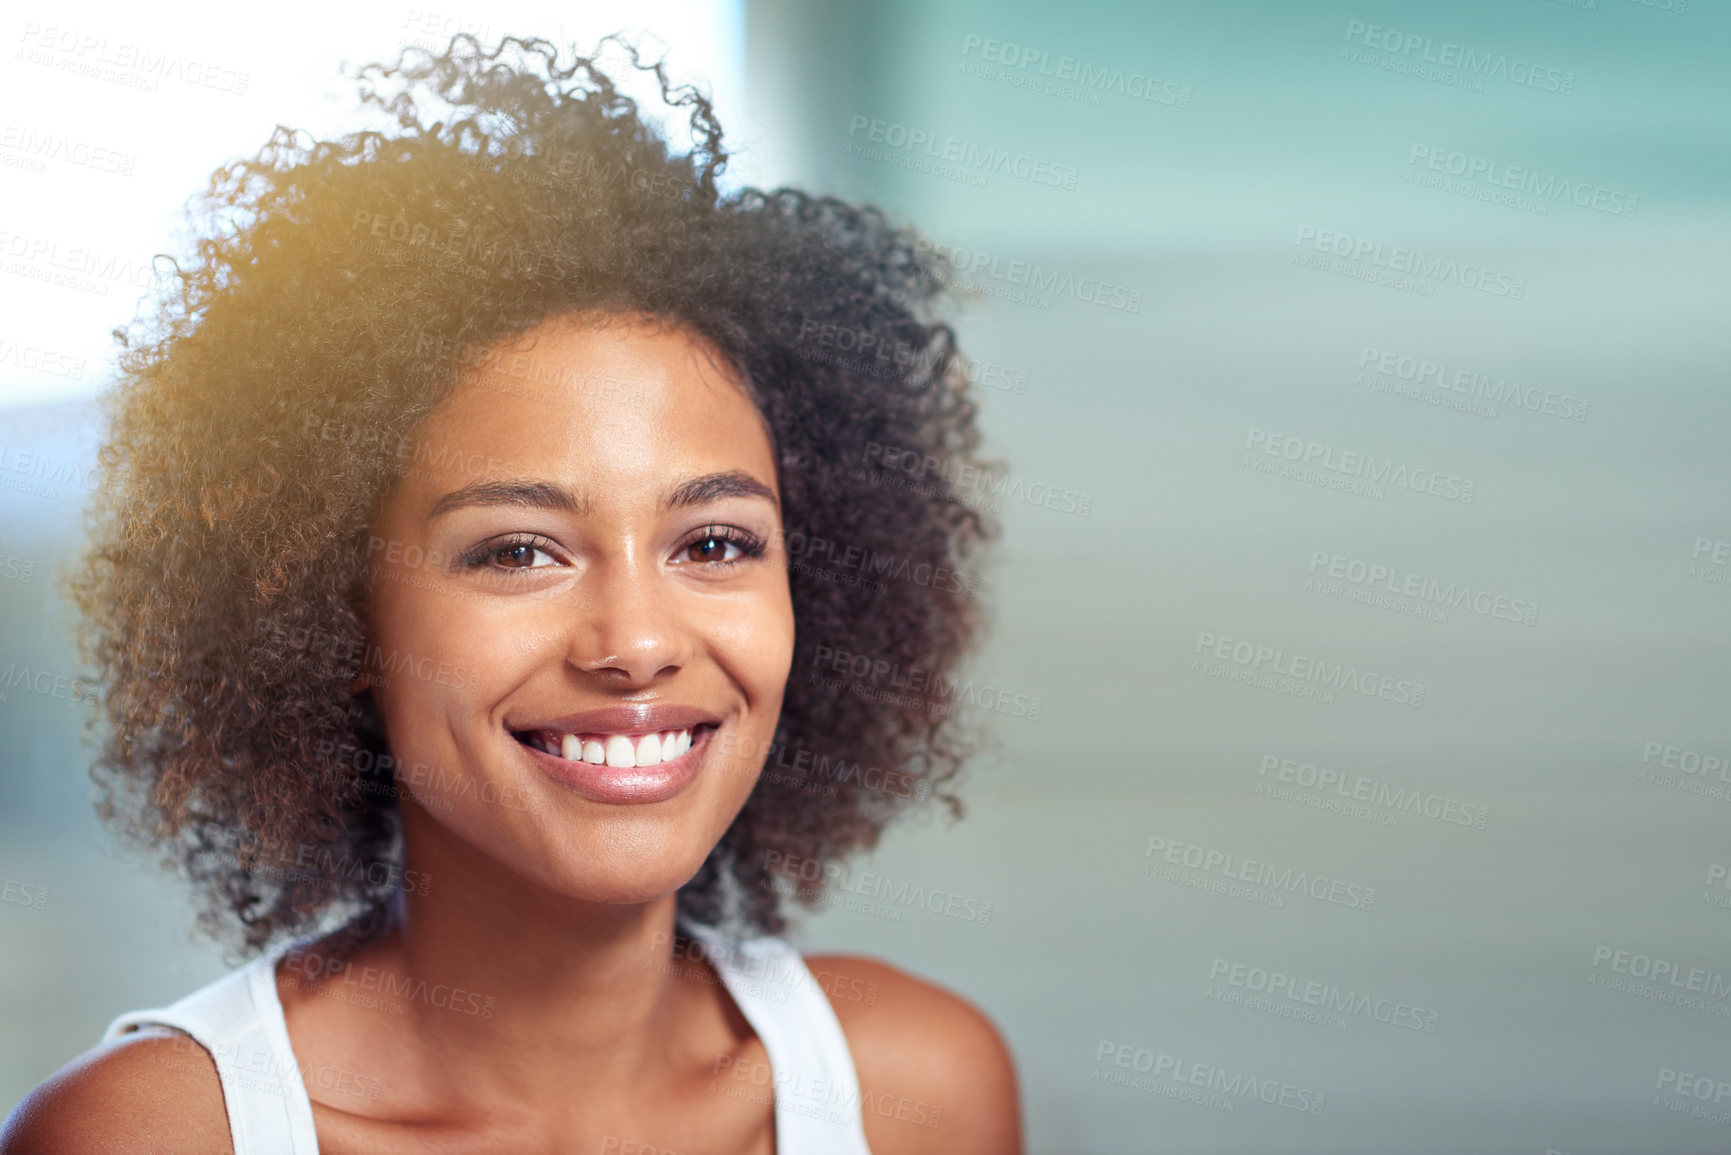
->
xmin=739 ymin=2 xmax=1731 ymax=1152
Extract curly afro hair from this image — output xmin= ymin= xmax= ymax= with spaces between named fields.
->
xmin=66 ymin=32 xmax=999 ymax=955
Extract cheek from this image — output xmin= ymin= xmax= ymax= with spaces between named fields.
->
xmin=365 ymin=576 xmax=531 ymax=736
xmin=724 ymin=595 xmax=797 ymax=703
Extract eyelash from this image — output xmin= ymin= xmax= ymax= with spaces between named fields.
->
xmin=459 ymin=533 xmax=564 ymax=572
xmin=458 ymin=527 xmax=768 ymax=572
xmin=675 ymin=525 xmax=767 ymax=567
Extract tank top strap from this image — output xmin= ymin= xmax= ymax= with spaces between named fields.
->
xmin=679 ymin=917 xmax=873 ymax=1154
xmin=103 ymin=938 xmax=321 ymax=1154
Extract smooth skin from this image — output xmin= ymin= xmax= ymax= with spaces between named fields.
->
xmin=2 ymin=313 xmax=1021 ymax=1155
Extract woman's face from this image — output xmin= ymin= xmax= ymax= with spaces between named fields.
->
xmin=363 ymin=313 xmax=794 ymax=905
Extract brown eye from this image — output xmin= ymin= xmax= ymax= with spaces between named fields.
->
xmin=470 ymin=537 xmax=560 ymax=570
xmin=684 ymin=535 xmax=738 ymax=564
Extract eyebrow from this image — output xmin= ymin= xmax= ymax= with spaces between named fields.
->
xmin=663 ymin=470 xmax=779 ymax=513
xmin=427 ymin=479 xmax=587 ymax=521
xmin=426 ymin=470 xmax=777 ymax=521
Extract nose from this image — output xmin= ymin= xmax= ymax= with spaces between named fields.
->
xmin=564 ymin=548 xmax=688 ymax=686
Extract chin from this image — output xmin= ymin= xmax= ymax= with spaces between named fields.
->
xmin=507 ymin=829 xmax=722 ymax=909
xmin=550 ymin=860 xmax=712 ymax=908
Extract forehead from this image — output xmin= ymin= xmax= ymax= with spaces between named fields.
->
xmin=417 ymin=313 xmax=777 ymax=492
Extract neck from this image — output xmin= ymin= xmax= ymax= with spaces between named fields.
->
xmin=304 ymin=800 xmax=731 ymax=1109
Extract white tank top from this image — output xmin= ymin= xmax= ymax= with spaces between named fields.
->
xmin=102 ymin=918 xmax=873 ymax=1154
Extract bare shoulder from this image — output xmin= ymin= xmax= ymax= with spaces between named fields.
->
xmin=803 ymin=952 xmax=1023 ymax=1155
xmin=0 ymin=1027 xmax=231 ymax=1155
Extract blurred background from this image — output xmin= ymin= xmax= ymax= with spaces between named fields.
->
xmin=4 ymin=1 xmax=1730 ymax=1151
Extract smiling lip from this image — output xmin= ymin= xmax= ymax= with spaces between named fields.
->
xmin=508 ymin=704 xmax=721 ymax=805
xmin=510 ymin=704 xmax=720 ymax=736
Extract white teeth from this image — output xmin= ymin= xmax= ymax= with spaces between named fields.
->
xmin=604 ymin=735 xmax=636 ymax=768
xmin=539 ymin=728 xmax=696 ymax=766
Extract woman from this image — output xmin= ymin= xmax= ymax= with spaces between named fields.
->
xmin=2 ymin=33 xmax=1020 ymax=1155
